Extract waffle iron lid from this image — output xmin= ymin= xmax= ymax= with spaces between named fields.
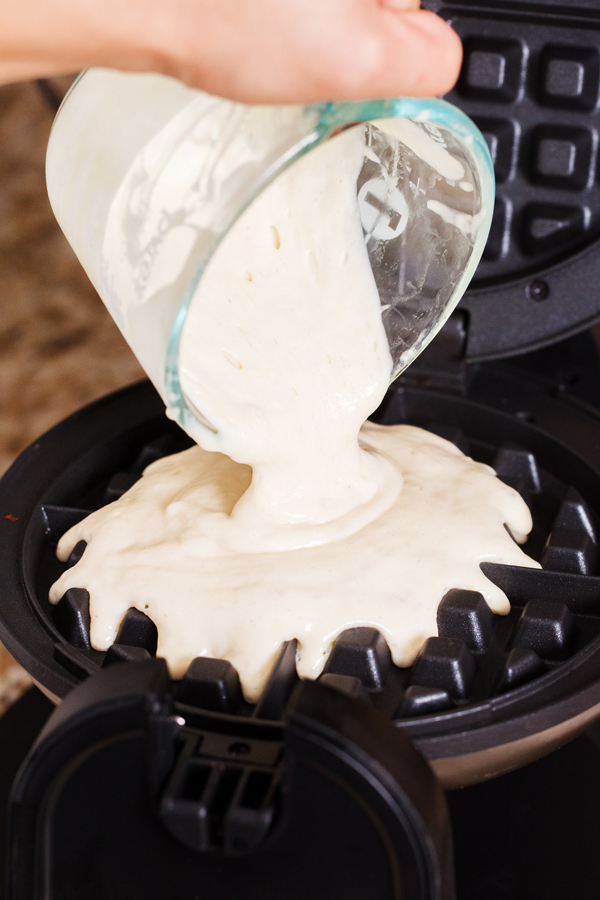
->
xmin=9 ymin=660 xmax=454 ymax=900
xmin=427 ymin=0 xmax=600 ymax=360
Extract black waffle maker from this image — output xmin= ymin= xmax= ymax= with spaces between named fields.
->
xmin=5 ymin=4 xmax=600 ymax=897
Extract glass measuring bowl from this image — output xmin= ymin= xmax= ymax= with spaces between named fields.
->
xmin=46 ymin=70 xmax=494 ymax=444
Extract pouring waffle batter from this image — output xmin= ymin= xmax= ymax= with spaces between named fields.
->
xmin=49 ymin=125 xmax=539 ymax=701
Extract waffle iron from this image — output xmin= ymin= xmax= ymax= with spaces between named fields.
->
xmin=5 ymin=3 xmax=600 ymax=896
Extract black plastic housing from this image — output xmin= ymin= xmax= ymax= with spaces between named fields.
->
xmin=422 ymin=0 xmax=600 ymax=360
xmin=8 ymin=661 xmax=453 ymax=900
xmin=6 ymin=11 xmax=600 ymax=895
xmin=3 ymin=360 xmax=600 ymax=772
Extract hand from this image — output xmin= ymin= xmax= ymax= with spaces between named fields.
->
xmin=0 ymin=0 xmax=462 ymax=102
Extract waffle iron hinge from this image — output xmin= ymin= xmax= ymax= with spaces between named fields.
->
xmin=9 ymin=636 xmax=454 ymax=897
xmin=157 ymin=679 xmax=456 ymax=900
xmin=398 ymin=311 xmax=471 ymax=396
xmin=159 ymin=726 xmax=283 ymax=855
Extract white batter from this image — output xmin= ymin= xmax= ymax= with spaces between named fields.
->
xmin=49 ymin=124 xmax=538 ymax=701
xmin=176 ymin=125 xmax=403 ymax=551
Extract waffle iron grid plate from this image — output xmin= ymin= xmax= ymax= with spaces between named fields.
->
xmin=2 ymin=0 xmax=600 ymax=784
xmin=2 ymin=378 xmax=600 ymax=779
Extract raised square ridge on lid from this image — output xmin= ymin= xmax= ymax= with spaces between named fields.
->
xmin=469 ymin=51 xmax=506 ymax=90
xmin=530 ymin=124 xmax=593 ymax=190
xmin=459 ymin=37 xmax=523 ymax=103
xmin=538 ymin=44 xmax=600 ymax=111
xmin=539 ymin=139 xmax=576 ymax=178
xmin=547 ymin=59 xmax=584 ymax=97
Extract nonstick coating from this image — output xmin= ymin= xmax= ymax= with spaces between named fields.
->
xmin=2 ymin=378 xmax=600 ymax=786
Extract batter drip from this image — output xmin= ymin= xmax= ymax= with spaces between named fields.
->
xmin=49 ymin=120 xmax=538 ymax=701
xmin=50 ymin=423 xmax=537 ymax=702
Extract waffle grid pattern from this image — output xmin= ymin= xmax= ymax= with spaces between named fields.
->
xmin=45 ymin=422 xmax=600 ymax=723
xmin=428 ymin=2 xmax=600 ymax=283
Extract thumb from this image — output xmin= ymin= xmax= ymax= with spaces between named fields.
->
xmin=367 ymin=8 xmax=463 ymax=98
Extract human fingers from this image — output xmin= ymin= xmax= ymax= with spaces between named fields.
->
xmin=367 ymin=8 xmax=463 ymax=97
xmin=150 ymin=0 xmax=462 ymax=103
xmin=380 ymin=0 xmax=421 ymax=11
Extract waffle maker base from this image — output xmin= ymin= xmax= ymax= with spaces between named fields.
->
xmin=3 ymin=686 xmax=600 ymax=900
xmin=3 ymin=329 xmax=600 ymax=794
xmin=2 ymin=336 xmax=600 ymax=900
xmin=6 ymin=5 xmax=600 ymax=889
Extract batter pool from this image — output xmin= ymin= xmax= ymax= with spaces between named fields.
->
xmin=49 ymin=123 xmax=538 ymax=701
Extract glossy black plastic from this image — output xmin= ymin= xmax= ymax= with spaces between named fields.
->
xmin=421 ymin=0 xmax=600 ymax=359
xmin=7 ymin=661 xmax=453 ymax=900
xmin=3 ymin=360 xmax=600 ymax=764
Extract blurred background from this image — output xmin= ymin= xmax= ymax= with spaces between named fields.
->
xmin=0 ymin=77 xmax=143 ymax=712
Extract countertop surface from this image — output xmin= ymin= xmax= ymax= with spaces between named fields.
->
xmin=0 ymin=78 xmax=143 ymax=713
